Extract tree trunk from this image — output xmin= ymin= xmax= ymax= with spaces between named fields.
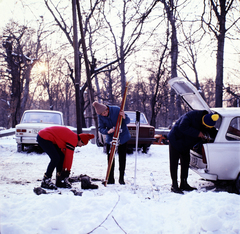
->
xmin=215 ymin=0 xmax=226 ymax=107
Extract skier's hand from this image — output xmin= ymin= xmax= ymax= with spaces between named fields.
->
xmin=119 ymin=110 xmax=125 ymax=119
xmin=108 ymin=128 xmax=115 ymax=134
xmin=198 ymin=132 xmax=206 ymax=139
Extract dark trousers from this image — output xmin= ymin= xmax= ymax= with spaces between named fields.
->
xmin=169 ymin=143 xmax=190 ymax=187
xmin=106 ymin=142 xmax=127 ymax=182
xmin=37 ymin=135 xmax=65 ymax=178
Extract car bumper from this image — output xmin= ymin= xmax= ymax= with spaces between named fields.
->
xmin=15 ymin=136 xmax=38 ymax=144
xmin=127 ymin=137 xmax=156 ymax=145
xmin=189 ymin=166 xmax=218 ymax=180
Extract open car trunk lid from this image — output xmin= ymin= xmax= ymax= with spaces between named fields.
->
xmin=168 ymin=77 xmax=211 ymax=113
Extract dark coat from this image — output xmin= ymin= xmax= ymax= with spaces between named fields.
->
xmin=98 ymin=106 xmax=131 ymax=145
xmin=167 ymin=110 xmax=217 ymax=153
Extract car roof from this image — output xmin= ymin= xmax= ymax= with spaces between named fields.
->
xmin=211 ymin=107 xmax=240 ymax=117
xmin=23 ymin=110 xmax=62 ymax=114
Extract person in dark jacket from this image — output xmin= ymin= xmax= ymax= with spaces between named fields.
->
xmin=37 ymin=126 xmax=94 ymax=189
xmin=93 ymin=101 xmax=131 ymax=185
xmin=167 ymin=110 xmax=219 ymax=194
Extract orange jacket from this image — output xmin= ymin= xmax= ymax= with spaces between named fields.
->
xmin=38 ymin=126 xmax=78 ymax=171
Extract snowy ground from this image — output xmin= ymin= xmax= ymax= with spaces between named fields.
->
xmin=0 ymin=135 xmax=240 ymax=234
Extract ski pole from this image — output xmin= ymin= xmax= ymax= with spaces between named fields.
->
xmin=134 ymin=110 xmax=140 ymax=193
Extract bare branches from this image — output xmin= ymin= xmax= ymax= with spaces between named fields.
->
xmin=44 ymin=0 xmax=73 ymax=46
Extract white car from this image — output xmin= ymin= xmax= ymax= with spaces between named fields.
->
xmin=15 ymin=110 xmax=64 ymax=152
xmin=169 ymin=77 xmax=240 ymax=193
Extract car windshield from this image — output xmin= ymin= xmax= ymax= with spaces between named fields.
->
xmin=21 ymin=112 xmax=62 ymax=125
xmin=126 ymin=112 xmax=148 ymax=124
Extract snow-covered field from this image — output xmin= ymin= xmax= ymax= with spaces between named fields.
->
xmin=0 ymin=136 xmax=240 ymax=234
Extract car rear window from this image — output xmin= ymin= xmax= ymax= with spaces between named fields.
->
xmin=21 ymin=112 xmax=62 ymax=125
xmin=226 ymin=117 xmax=240 ymax=141
xmin=126 ymin=112 xmax=148 ymax=124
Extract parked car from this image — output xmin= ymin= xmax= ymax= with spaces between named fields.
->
xmin=15 ymin=110 xmax=64 ymax=152
xmin=169 ymin=77 xmax=240 ymax=193
xmin=98 ymin=111 xmax=155 ymax=153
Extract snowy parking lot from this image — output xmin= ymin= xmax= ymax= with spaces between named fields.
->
xmin=0 ymin=136 xmax=240 ymax=234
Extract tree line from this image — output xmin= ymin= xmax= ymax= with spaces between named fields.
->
xmin=0 ymin=0 xmax=239 ymax=131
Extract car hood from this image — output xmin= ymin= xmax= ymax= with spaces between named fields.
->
xmin=168 ymin=77 xmax=211 ymax=113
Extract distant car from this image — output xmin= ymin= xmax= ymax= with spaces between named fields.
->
xmin=15 ymin=110 xmax=64 ymax=152
xmin=98 ymin=111 xmax=155 ymax=153
xmin=125 ymin=111 xmax=155 ymax=153
xmin=169 ymin=77 xmax=240 ymax=193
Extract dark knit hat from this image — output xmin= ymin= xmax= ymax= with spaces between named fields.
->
xmin=92 ymin=101 xmax=107 ymax=115
xmin=79 ymin=133 xmax=95 ymax=145
xmin=202 ymin=113 xmax=219 ymax=128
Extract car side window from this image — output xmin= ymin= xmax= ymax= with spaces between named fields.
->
xmin=226 ymin=117 xmax=240 ymax=141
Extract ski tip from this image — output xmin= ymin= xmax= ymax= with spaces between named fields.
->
xmin=126 ymin=76 xmax=134 ymax=85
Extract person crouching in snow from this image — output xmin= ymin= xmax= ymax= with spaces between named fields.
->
xmin=37 ymin=126 xmax=94 ymax=190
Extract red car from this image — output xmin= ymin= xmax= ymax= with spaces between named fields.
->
xmin=98 ymin=111 xmax=155 ymax=154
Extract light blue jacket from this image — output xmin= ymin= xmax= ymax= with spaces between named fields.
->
xmin=98 ymin=106 xmax=131 ymax=145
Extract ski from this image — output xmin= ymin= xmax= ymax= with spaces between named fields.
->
xmin=33 ymin=187 xmax=83 ymax=196
xmin=104 ymin=79 xmax=131 ymax=186
xmin=33 ymin=174 xmax=99 ymax=195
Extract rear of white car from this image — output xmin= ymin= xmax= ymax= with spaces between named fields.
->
xmin=169 ymin=77 xmax=240 ymax=193
xmin=189 ymin=108 xmax=240 ymax=181
xmin=15 ymin=110 xmax=64 ymax=152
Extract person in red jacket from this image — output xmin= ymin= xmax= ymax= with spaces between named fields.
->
xmin=37 ymin=126 xmax=94 ymax=190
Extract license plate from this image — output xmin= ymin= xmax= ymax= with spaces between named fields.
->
xmin=129 ymin=129 xmax=136 ymax=137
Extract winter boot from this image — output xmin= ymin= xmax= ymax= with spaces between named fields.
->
xmin=41 ymin=174 xmax=57 ymax=190
xmin=119 ymin=171 xmax=125 ymax=185
xmin=171 ymin=181 xmax=183 ymax=194
xmin=81 ymin=176 xmax=98 ymax=189
xmin=56 ymin=171 xmax=72 ymax=188
xmin=171 ymin=185 xmax=184 ymax=194
xmin=180 ymin=179 xmax=197 ymax=191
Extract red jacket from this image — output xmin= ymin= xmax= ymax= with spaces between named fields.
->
xmin=39 ymin=126 xmax=78 ymax=170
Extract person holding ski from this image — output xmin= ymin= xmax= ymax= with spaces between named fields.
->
xmin=167 ymin=110 xmax=219 ymax=194
xmin=37 ymin=126 xmax=94 ymax=190
xmin=93 ymin=101 xmax=131 ymax=185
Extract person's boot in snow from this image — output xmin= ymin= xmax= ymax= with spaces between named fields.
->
xmin=56 ymin=170 xmax=72 ymax=188
xmin=41 ymin=174 xmax=57 ymax=190
xmin=171 ymin=181 xmax=183 ymax=194
xmin=119 ymin=171 xmax=125 ymax=185
xmin=81 ymin=176 xmax=98 ymax=189
xmin=180 ymin=179 xmax=196 ymax=191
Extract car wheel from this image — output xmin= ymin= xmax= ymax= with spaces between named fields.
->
xmin=235 ymin=173 xmax=240 ymax=194
xmin=17 ymin=143 xmax=24 ymax=152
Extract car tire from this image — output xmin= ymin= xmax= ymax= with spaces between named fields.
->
xmin=17 ymin=143 xmax=24 ymax=152
xmin=235 ymin=173 xmax=240 ymax=194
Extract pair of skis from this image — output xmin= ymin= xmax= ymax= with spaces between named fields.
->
xmin=104 ymin=79 xmax=131 ymax=186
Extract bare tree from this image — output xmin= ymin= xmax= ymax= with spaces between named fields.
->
xmin=1 ymin=20 xmax=45 ymax=127
xmin=101 ymin=0 xmax=160 ymax=109
xmin=158 ymin=0 xmax=181 ymax=124
xmin=201 ymin=0 xmax=240 ymax=107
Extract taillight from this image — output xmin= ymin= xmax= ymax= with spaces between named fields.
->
xmin=16 ymin=129 xmax=27 ymax=133
xmin=201 ymin=145 xmax=207 ymax=164
xmin=149 ymin=128 xmax=154 ymax=137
